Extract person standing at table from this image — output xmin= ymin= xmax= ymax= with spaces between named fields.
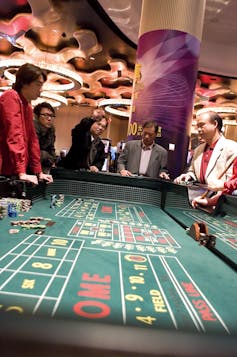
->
xmin=117 ymin=120 xmax=170 ymax=179
xmin=0 ymin=63 xmax=53 ymax=185
xmin=192 ymin=156 xmax=237 ymax=208
xmin=33 ymin=102 xmax=56 ymax=174
xmin=174 ymin=111 xmax=237 ymax=186
xmin=62 ymin=108 xmax=109 ymax=172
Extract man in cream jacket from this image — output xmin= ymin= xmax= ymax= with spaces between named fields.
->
xmin=174 ymin=111 xmax=237 ymax=204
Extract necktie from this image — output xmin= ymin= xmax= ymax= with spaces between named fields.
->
xmin=89 ymin=138 xmax=99 ymax=165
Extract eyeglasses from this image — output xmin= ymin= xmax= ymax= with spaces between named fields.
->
xmin=39 ymin=113 xmax=55 ymax=118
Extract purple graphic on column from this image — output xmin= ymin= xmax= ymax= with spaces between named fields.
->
xmin=128 ymin=30 xmax=200 ymax=178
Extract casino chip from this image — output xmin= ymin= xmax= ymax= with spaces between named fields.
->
xmin=9 ymin=229 xmax=20 ymax=234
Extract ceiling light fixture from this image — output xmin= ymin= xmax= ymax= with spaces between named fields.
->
xmin=104 ymin=105 xmax=130 ymax=117
xmin=196 ymin=107 xmax=236 ymax=116
xmin=32 ymin=97 xmax=62 ymax=108
xmin=2 ymin=59 xmax=83 ymax=89
xmin=38 ymin=90 xmax=68 ymax=105
xmin=99 ymin=99 xmax=131 ymax=117
xmin=0 ymin=85 xmax=11 ymax=91
xmin=99 ymin=98 xmax=131 ymax=107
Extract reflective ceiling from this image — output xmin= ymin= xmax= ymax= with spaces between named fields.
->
xmin=0 ymin=0 xmax=137 ymax=108
xmin=0 ymin=0 xmax=237 ymax=114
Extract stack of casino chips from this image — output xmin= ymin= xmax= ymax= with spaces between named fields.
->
xmin=0 ymin=198 xmax=32 ymax=219
xmin=0 ymin=199 xmax=8 ymax=219
xmin=20 ymin=199 xmax=32 ymax=212
xmin=58 ymin=194 xmax=65 ymax=204
xmin=50 ymin=194 xmax=64 ymax=208
xmin=8 ymin=202 xmax=17 ymax=218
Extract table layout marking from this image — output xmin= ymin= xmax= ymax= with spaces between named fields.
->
xmin=33 ymin=238 xmax=76 ymax=314
xmin=162 ymin=256 xmax=230 ymax=334
xmin=173 ymin=257 xmax=230 ymax=334
xmin=0 ymin=290 xmax=58 ymax=300
xmin=3 ymin=268 xmax=69 ymax=279
xmin=147 ymin=255 xmax=177 ymax=329
xmin=51 ymin=239 xmax=86 ymax=316
xmin=69 ymin=219 xmax=181 ymax=249
xmin=160 ymin=256 xmax=203 ymax=332
xmin=118 ymin=251 xmax=127 ymax=324
xmin=0 ymin=235 xmax=48 ymax=290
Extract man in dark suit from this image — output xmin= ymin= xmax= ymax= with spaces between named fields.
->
xmin=117 ymin=120 xmax=169 ymax=179
xmin=62 ymin=109 xmax=109 ymax=172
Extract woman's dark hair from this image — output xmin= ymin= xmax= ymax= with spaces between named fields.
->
xmin=13 ymin=63 xmax=47 ymax=93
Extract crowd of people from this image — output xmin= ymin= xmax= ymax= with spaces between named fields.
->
xmin=0 ymin=63 xmax=237 ymax=211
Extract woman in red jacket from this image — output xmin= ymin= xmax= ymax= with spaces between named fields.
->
xmin=0 ymin=63 xmax=53 ymax=185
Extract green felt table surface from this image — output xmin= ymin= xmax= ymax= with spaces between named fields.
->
xmin=166 ymin=206 xmax=237 ymax=266
xmin=0 ymin=193 xmax=236 ymax=337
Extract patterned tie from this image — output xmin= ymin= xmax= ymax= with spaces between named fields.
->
xmin=142 ymin=144 xmax=152 ymax=151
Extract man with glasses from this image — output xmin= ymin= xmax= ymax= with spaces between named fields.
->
xmin=174 ymin=111 xmax=237 ymax=207
xmin=117 ymin=120 xmax=170 ymax=179
xmin=174 ymin=111 xmax=237 ymax=186
xmin=33 ymin=102 xmax=57 ymax=174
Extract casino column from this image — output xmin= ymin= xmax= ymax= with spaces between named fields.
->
xmin=128 ymin=0 xmax=206 ymax=178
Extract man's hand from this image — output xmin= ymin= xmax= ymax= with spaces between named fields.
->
xmin=191 ymin=196 xmax=209 ymax=208
xmin=120 ymin=169 xmax=132 ymax=177
xmin=89 ymin=166 xmax=99 ymax=172
xmin=174 ymin=173 xmax=192 ymax=184
xmin=192 ymin=192 xmax=221 ymax=209
xmin=19 ymin=173 xmax=38 ymax=185
xmin=159 ymin=172 xmax=170 ymax=180
xmin=89 ymin=166 xmax=99 ymax=173
xmin=38 ymin=172 xmax=53 ymax=184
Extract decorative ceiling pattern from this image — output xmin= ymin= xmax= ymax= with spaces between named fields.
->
xmin=0 ymin=0 xmax=136 ymax=108
xmin=0 ymin=0 xmax=237 ymax=118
